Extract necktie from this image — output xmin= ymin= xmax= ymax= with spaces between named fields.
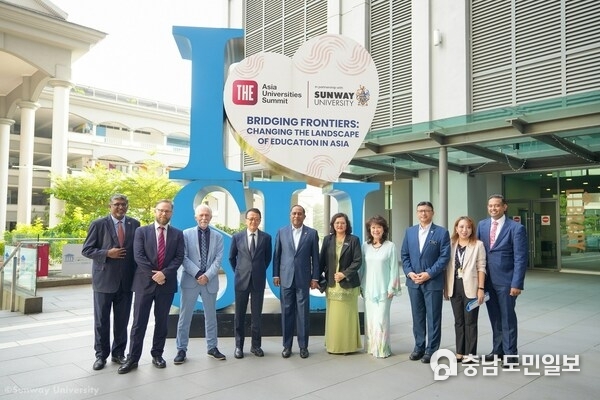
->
xmin=157 ymin=226 xmax=165 ymax=270
xmin=490 ymin=221 xmax=498 ymax=248
xmin=200 ymin=229 xmax=208 ymax=272
xmin=250 ymin=233 xmax=256 ymax=257
xmin=117 ymin=220 xmax=125 ymax=247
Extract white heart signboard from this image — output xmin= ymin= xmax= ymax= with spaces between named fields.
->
xmin=223 ymin=34 xmax=379 ymax=187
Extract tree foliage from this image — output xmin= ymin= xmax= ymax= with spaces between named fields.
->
xmin=46 ymin=163 xmax=182 ymax=233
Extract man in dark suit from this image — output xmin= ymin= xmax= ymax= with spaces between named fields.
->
xmin=273 ymin=205 xmax=320 ymax=359
xmin=174 ymin=204 xmax=226 ymax=364
xmin=83 ymin=194 xmax=140 ymax=371
xmin=118 ymin=199 xmax=184 ymax=374
xmin=477 ymin=194 xmax=528 ymax=365
xmin=229 ymin=208 xmax=272 ymax=358
xmin=401 ymin=201 xmax=451 ymax=364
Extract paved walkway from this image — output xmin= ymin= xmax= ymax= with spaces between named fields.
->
xmin=0 ymin=269 xmax=598 ymax=399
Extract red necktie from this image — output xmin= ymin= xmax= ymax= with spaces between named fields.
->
xmin=157 ymin=226 xmax=166 ymax=270
xmin=490 ymin=221 xmax=498 ymax=248
xmin=117 ymin=220 xmax=125 ymax=247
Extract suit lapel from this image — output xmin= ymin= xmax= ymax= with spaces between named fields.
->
xmin=106 ymin=216 xmax=119 ymax=246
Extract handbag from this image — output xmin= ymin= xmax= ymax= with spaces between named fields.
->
xmin=318 ymin=273 xmax=327 ymax=293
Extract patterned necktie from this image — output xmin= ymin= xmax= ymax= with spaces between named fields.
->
xmin=250 ymin=233 xmax=256 ymax=257
xmin=157 ymin=226 xmax=166 ymax=270
xmin=490 ymin=221 xmax=498 ymax=248
xmin=117 ymin=220 xmax=125 ymax=247
xmin=200 ymin=229 xmax=208 ymax=272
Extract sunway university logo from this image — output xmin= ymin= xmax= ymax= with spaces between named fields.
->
xmin=223 ymin=34 xmax=379 ymax=187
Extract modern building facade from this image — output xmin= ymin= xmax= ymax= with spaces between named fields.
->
xmin=1 ymin=0 xmax=599 ymax=274
xmin=240 ymin=0 xmax=600 ymax=273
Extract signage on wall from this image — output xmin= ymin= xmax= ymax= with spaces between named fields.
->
xmin=513 ymin=216 xmax=521 ymax=223
xmin=541 ymin=215 xmax=551 ymax=226
xmin=223 ymin=34 xmax=379 ymax=187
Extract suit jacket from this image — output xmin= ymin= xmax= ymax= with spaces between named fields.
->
xmin=180 ymin=226 xmax=223 ymax=294
xmin=132 ymin=223 xmax=184 ymax=294
xmin=82 ymin=215 xmax=140 ymax=293
xmin=444 ymin=240 xmax=486 ymax=298
xmin=229 ymin=229 xmax=272 ymax=292
xmin=401 ymin=223 xmax=451 ymax=291
xmin=273 ymin=225 xmax=320 ymax=289
xmin=319 ymin=234 xmax=362 ymax=289
xmin=477 ymin=217 xmax=528 ymax=289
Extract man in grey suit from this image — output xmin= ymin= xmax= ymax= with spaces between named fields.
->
xmin=229 ymin=208 xmax=272 ymax=358
xmin=273 ymin=205 xmax=320 ymax=359
xmin=477 ymin=194 xmax=528 ymax=365
xmin=174 ymin=204 xmax=226 ymax=364
xmin=82 ymin=194 xmax=140 ymax=371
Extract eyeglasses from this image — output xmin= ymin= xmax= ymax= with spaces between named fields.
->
xmin=246 ymin=218 xmax=261 ymax=222
xmin=417 ymin=209 xmax=433 ymax=213
xmin=155 ymin=209 xmax=173 ymax=214
xmin=111 ymin=203 xmax=128 ymax=208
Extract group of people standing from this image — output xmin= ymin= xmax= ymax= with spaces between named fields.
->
xmin=401 ymin=197 xmax=528 ymax=366
xmin=82 ymin=193 xmax=527 ymax=374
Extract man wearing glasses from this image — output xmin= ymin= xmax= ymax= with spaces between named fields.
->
xmin=82 ymin=194 xmax=140 ymax=371
xmin=401 ymin=201 xmax=450 ymax=364
xmin=229 ymin=208 xmax=272 ymax=358
xmin=118 ymin=199 xmax=185 ymax=374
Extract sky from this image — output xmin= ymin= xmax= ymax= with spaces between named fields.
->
xmin=50 ymin=0 xmax=232 ymax=106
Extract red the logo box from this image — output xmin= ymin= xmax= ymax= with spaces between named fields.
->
xmin=232 ymin=80 xmax=258 ymax=105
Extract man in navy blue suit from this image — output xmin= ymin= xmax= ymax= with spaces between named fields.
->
xmin=229 ymin=208 xmax=272 ymax=358
xmin=401 ymin=201 xmax=450 ymax=364
xmin=83 ymin=194 xmax=140 ymax=370
xmin=477 ymin=194 xmax=528 ymax=365
xmin=273 ymin=205 xmax=320 ymax=359
xmin=118 ymin=199 xmax=184 ymax=374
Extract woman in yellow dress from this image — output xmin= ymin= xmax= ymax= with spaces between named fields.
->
xmin=319 ymin=213 xmax=362 ymax=354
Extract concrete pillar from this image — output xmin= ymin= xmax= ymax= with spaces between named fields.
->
xmin=439 ymin=146 xmax=448 ymax=228
xmin=48 ymin=80 xmax=72 ymax=228
xmin=0 ymin=118 xmax=16 ymax=235
xmin=16 ymin=101 xmax=39 ymax=225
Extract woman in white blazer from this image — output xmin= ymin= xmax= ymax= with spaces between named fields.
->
xmin=444 ymin=216 xmax=486 ymax=364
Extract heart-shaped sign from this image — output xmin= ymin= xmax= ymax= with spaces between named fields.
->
xmin=223 ymin=34 xmax=379 ymax=187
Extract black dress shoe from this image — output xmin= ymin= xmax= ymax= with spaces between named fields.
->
xmin=299 ymin=348 xmax=309 ymax=359
xmin=92 ymin=357 xmax=106 ymax=370
xmin=409 ymin=351 xmax=424 ymax=361
xmin=281 ymin=348 xmax=292 ymax=358
xmin=502 ymin=356 xmax=519 ymax=368
xmin=484 ymin=353 xmax=503 ymax=362
xmin=250 ymin=347 xmax=264 ymax=357
xmin=152 ymin=356 xmax=167 ymax=368
xmin=234 ymin=347 xmax=244 ymax=359
xmin=421 ymin=354 xmax=432 ymax=364
xmin=117 ymin=359 xmax=138 ymax=374
xmin=111 ymin=355 xmax=127 ymax=364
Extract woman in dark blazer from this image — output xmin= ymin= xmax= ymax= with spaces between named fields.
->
xmin=319 ymin=213 xmax=362 ymax=354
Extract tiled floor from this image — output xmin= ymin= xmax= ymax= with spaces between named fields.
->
xmin=0 ymin=269 xmax=598 ymax=399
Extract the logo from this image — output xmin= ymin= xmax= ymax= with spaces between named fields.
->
xmin=355 ymin=85 xmax=370 ymax=106
xmin=231 ymin=80 xmax=258 ymax=105
xmin=430 ymin=349 xmax=458 ymax=381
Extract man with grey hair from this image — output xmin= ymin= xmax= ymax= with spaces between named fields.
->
xmin=174 ymin=204 xmax=226 ymax=364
